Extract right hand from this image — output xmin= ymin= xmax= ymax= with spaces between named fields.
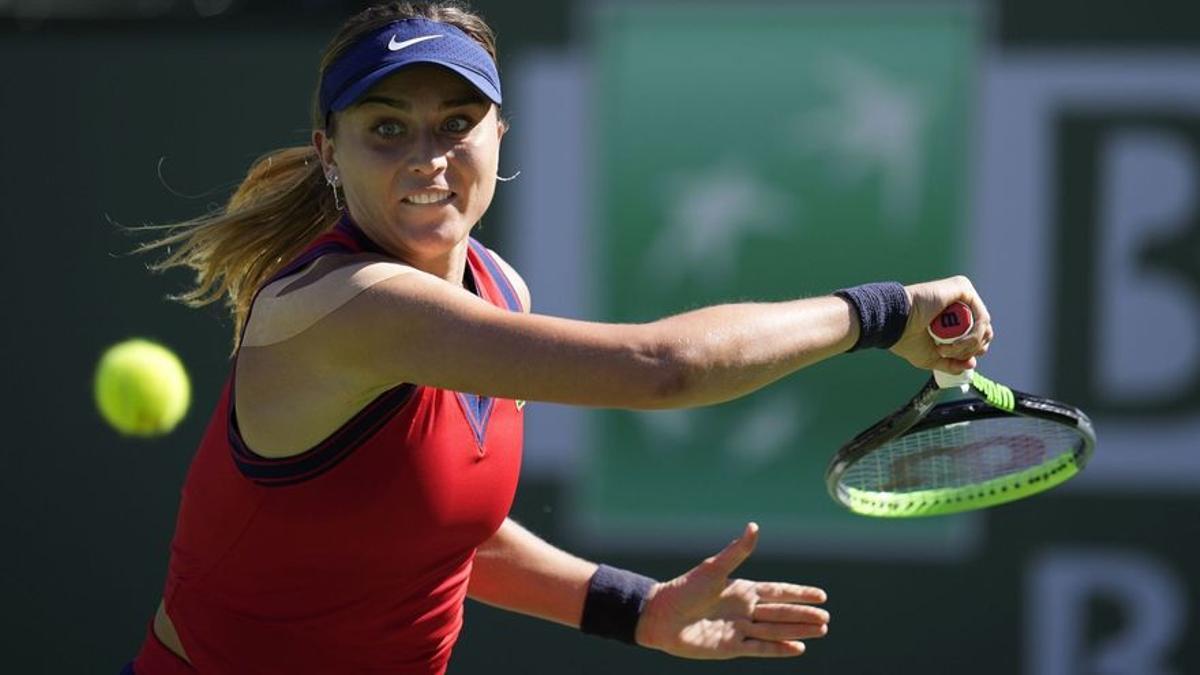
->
xmin=890 ymin=275 xmax=993 ymax=374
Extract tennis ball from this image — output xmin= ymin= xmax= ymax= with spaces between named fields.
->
xmin=94 ymin=338 xmax=191 ymax=437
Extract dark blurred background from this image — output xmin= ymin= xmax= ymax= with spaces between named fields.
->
xmin=3 ymin=1 xmax=1198 ymax=673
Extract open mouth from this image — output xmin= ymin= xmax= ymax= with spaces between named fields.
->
xmin=402 ymin=190 xmax=455 ymax=206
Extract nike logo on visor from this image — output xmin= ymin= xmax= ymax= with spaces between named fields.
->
xmin=388 ymin=34 xmax=444 ymax=51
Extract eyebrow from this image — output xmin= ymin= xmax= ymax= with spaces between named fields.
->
xmin=354 ymin=94 xmax=487 ymax=111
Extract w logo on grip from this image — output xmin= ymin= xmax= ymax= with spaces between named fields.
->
xmin=939 ymin=313 xmax=962 ymax=328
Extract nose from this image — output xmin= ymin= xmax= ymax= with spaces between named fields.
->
xmin=406 ymin=129 xmax=448 ymax=176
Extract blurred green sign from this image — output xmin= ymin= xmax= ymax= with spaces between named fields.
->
xmin=580 ymin=4 xmax=982 ymax=554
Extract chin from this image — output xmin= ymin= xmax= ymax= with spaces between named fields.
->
xmin=398 ymin=217 xmax=473 ymax=255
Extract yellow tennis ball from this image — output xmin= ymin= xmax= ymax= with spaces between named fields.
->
xmin=94 ymin=339 xmax=191 ymax=437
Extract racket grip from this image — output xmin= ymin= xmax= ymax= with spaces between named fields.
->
xmin=930 ymin=302 xmax=976 ymax=390
xmin=928 ymin=301 xmax=974 ymax=344
xmin=934 ymin=368 xmax=974 ymax=389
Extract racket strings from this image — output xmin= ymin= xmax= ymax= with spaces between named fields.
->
xmin=842 ymin=417 xmax=1083 ymax=492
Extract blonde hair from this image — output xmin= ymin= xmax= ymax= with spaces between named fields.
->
xmin=133 ymin=1 xmax=500 ymax=351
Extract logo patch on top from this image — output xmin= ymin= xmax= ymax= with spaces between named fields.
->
xmin=388 ymin=34 xmax=444 ymax=52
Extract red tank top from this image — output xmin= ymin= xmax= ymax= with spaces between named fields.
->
xmin=135 ymin=217 xmax=524 ymax=674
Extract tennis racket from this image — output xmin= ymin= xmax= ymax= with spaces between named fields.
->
xmin=825 ymin=302 xmax=1096 ymax=518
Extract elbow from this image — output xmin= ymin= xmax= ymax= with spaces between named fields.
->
xmin=632 ymin=336 xmax=707 ymax=409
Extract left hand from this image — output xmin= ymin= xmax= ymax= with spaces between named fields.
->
xmin=634 ymin=523 xmax=830 ymax=659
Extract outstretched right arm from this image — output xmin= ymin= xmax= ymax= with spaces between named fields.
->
xmin=318 ymin=267 xmax=989 ymax=410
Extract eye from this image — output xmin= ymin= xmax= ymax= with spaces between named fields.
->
xmin=373 ymin=120 xmax=405 ymax=138
xmin=442 ymin=116 xmax=473 ymax=134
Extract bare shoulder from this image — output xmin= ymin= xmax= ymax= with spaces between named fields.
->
xmin=481 ymin=246 xmax=531 ymax=313
xmin=242 ymin=252 xmax=416 ymax=347
xmin=235 ymin=253 xmax=418 ymax=457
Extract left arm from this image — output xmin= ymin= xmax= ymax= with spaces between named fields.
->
xmin=467 ymin=518 xmax=596 ymax=627
xmin=468 ymin=519 xmax=831 ymax=659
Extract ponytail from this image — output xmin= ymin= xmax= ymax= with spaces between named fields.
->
xmin=133 ymin=146 xmax=337 ymax=352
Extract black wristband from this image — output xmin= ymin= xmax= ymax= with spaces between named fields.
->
xmin=835 ymin=281 xmax=910 ymax=351
xmin=579 ymin=564 xmax=656 ymax=645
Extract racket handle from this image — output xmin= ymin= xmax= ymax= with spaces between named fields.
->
xmin=934 ymin=368 xmax=974 ymax=389
xmin=928 ymin=301 xmax=974 ymax=344
xmin=930 ymin=302 xmax=976 ymax=390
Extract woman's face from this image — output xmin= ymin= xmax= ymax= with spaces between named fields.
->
xmin=316 ymin=64 xmax=504 ymax=268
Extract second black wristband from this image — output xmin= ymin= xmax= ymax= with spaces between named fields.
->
xmin=579 ymin=564 xmax=657 ymax=645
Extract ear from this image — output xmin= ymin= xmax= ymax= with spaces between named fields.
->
xmin=496 ymin=116 xmax=509 ymax=142
xmin=312 ymin=129 xmax=337 ymax=174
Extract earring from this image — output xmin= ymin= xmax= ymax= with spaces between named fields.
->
xmin=496 ymin=170 xmax=522 ymax=183
xmin=326 ymin=169 xmax=344 ymax=211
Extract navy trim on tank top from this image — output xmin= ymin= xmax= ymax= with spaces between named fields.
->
xmin=229 ymin=381 xmax=416 ymax=487
xmin=454 ymin=390 xmax=494 ymax=450
xmin=455 ymin=236 xmax=528 ymax=447
xmin=268 ymin=243 xmax=344 ymax=285
xmin=332 ymin=215 xmax=387 ymax=254
xmin=468 ymin=239 xmax=523 ymax=312
xmin=454 ymin=243 xmax=496 ymax=448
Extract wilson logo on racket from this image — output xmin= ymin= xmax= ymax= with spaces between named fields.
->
xmin=929 ymin=301 xmax=975 ymax=342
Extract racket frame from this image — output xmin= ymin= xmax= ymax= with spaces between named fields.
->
xmin=825 ymin=373 xmax=1096 ymax=517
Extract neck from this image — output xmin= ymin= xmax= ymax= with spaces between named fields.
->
xmin=416 ymin=243 xmax=471 ymax=286
xmin=337 ymin=214 xmax=472 ymax=287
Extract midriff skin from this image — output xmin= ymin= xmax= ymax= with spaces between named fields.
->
xmin=153 ymin=601 xmax=192 ymax=664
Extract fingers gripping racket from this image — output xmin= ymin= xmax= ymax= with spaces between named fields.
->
xmin=825 ymin=302 xmax=1096 ymax=518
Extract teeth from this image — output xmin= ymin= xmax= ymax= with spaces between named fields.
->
xmin=404 ymin=191 xmax=453 ymax=205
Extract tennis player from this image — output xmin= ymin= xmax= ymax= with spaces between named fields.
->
xmin=125 ymin=2 xmax=992 ymax=673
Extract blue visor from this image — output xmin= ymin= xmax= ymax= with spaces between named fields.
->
xmin=319 ymin=18 xmax=502 ymax=122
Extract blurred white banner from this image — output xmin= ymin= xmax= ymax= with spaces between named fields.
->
xmin=974 ymin=53 xmax=1200 ymax=493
